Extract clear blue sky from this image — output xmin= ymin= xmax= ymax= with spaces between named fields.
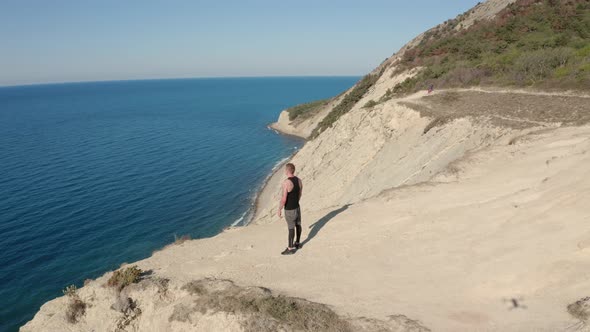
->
xmin=0 ymin=0 xmax=481 ymax=86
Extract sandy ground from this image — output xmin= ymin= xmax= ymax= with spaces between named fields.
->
xmin=186 ymin=124 xmax=590 ymax=332
xmin=23 ymin=124 xmax=590 ymax=331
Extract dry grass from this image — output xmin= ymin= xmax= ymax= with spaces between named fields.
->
xmin=181 ymin=278 xmax=353 ymax=332
xmin=169 ymin=304 xmax=193 ymax=323
xmin=568 ymin=297 xmax=590 ymax=323
xmin=113 ymin=296 xmax=141 ymax=332
xmin=402 ymin=90 xmax=590 ymax=134
xmin=439 ymin=91 xmax=461 ymax=104
xmin=423 ymin=116 xmax=454 ymax=134
xmin=176 ymin=278 xmax=431 ymax=332
xmin=65 ymin=298 xmax=86 ymax=324
xmin=62 ymin=285 xmax=86 ymax=324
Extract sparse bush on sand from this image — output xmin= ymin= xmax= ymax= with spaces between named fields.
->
xmin=107 ymin=266 xmax=143 ymax=291
xmin=175 ymin=278 xmax=431 ymax=331
xmin=568 ymin=296 xmax=590 ymax=323
xmin=423 ymin=116 xmax=453 ymax=134
xmin=180 ymin=278 xmax=353 ymax=332
xmin=363 ymin=100 xmax=378 ymax=108
xmin=62 ymin=284 xmax=86 ymax=324
xmin=62 ymin=284 xmax=77 ymax=297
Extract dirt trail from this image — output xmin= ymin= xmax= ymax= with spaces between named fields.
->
xmin=400 ymin=89 xmax=590 ymax=131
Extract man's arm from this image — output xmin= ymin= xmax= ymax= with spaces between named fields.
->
xmin=277 ymin=180 xmax=288 ymax=217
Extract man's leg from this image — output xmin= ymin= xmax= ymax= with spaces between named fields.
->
xmin=288 ymin=228 xmax=295 ymax=248
xmin=295 ymin=225 xmax=301 ymax=244
xmin=295 ymin=208 xmax=302 ymax=245
xmin=282 ymin=209 xmax=297 ymax=254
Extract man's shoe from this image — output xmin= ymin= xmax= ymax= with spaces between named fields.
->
xmin=281 ymin=248 xmax=296 ymax=255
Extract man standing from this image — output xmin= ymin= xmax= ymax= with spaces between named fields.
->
xmin=277 ymin=163 xmax=303 ymax=255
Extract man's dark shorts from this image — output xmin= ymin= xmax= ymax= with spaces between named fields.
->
xmin=284 ymin=207 xmax=301 ymax=230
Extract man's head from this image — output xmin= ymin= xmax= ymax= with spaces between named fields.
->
xmin=285 ymin=163 xmax=295 ymax=176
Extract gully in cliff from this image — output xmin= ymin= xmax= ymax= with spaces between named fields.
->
xmin=277 ymin=163 xmax=303 ymax=255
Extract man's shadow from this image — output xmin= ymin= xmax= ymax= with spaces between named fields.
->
xmin=300 ymin=204 xmax=351 ymax=248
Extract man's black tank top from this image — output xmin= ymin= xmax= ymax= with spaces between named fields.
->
xmin=285 ymin=176 xmax=301 ymax=210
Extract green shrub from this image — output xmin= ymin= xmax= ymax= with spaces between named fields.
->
xmin=286 ymin=99 xmax=330 ymax=121
xmin=576 ymin=44 xmax=590 ymax=57
xmin=579 ymin=62 xmax=590 ymax=73
xmin=554 ymin=66 xmax=573 ymax=78
xmin=311 ymin=72 xmax=381 ymax=138
xmin=363 ymin=100 xmax=378 ymax=108
xmin=108 ymin=266 xmax=143 ymax=290
xmin=392 ymin=0 xmax=590 ymax=92
xmin=576 ymin=61 xmax=590 ymax=81
xmin=513 ymin=47 xmax=574 ymax=82
xmin=393 ymin=76 xmax=420 ymax=94
xmin=63 ymin=285 xmax=78 ymax=297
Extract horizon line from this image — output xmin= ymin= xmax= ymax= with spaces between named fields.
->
xmin=0 ymin=74 xmax=364 ymax=89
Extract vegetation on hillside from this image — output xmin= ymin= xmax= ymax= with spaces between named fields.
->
xmin=392 ymin=0 xmax=590 ymax=94
xmin=180 ymin=279 xmax=355 ymax=332
xmin=310 ymin=72 xmax=381 ymax=138
xmin=285 ymin=99 xmax=330 ymax=121
xmin=107 ymin=266 xmax=143 ymax=291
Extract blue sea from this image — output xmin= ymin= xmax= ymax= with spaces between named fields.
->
xmin=0 ymin=76 xmax=358 ymax=331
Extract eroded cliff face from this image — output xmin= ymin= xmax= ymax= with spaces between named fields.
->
xmin=256 ymin=0 xmax=581 ymax=222
xmin=256 ymin=79 xmax=590 ymax=224
xmin=255 ymin=89 xmax=517 ymax=225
